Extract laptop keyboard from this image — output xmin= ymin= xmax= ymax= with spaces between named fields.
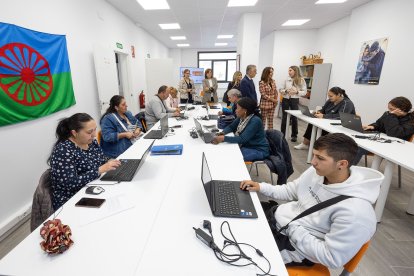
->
xmin=144 ymin=130 xmax=162 ymax=139
xmin=100 ymin=159 xmax=141 ymax=181
xmin=217 ymin=182 xmax=240 ymax=215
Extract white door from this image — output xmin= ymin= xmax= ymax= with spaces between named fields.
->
xmin=93 ymin=44 xmax=119 ymax=115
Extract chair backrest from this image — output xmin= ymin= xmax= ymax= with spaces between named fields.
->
xmin=30 ymin=169 xmax=54 ymax=232
xmin=343 ymin=241 xmax=370 ymax=273
xmin=97 ymin=130 xmax=102 ymax=144
xmin=409 ymin=134 xmax=414 ymax=143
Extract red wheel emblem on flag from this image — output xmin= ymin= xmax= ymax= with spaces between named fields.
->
xmin=0 ymin=43 xmax=53 ymax=106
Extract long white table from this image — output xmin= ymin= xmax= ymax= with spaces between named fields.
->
xmin=0 ymin=105 xmax=288 ymax=276
xmin=285 ymin=110 xmax=414 ymax=222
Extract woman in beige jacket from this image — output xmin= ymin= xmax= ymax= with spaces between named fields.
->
xmin=178 ymin=69 xmax=195 ymax=103
xmin=202 ymin=68 xmax=218 ymax=103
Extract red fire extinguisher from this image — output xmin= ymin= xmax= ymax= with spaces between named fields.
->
xmin=139 ymin=90 xmax=145 ymax=108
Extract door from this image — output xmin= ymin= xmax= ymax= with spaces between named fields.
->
xmin=93 ymin=44 xmax=119 ymax=115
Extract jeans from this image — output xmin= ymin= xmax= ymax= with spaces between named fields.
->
xmin=240 ymin=147 xmax=267 ymax=162
xmin=281 ymin=98 xmax=299 ymax=138
xmin=353 ymin=147 xmax=369 ymax=165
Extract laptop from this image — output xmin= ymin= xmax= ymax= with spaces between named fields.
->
xmin=193 ymin=118 xmax=215 ymax=143
xmin=100 ymin=140 xmax=155 ymax=181
xmin=298 ymin=104 xmax=317 ymax=118
xmin=206 ymin=104 xmax=219 ymax=120
xmin=339 ymin=112 xmax=376 ymax=134
xmin=201 ymin=153 xmax=257 ymax=218
xmin=144 ymin=115 xmax=169 ymax=139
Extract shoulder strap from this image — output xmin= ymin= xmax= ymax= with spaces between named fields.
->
xmin=278 ymin=195 xmax=351 ymax=233
xmin=112 ymin=113 xmax=128 ymax=132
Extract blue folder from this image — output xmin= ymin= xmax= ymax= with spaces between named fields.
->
xmin=150 ymin=144 xmax=183 ymax=155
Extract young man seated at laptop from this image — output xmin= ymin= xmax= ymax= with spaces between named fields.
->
xmin=353 ymin=96 xmax=414 ymax=164
xmin=240 ymin=133 xmax=383 ymax=268
xmin=145 ymin=85 xmax=181 ymax=130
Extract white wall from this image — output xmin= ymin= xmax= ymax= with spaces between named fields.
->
xmin=332 ymin=0 xmax=414 ymax=123
xmin=0 ymin=0 xmax=168 ymax=237
xmin=258 ymin=32 xmax=275 ymax=76
xmin=273 ymin=30 xmax=318 ymax=88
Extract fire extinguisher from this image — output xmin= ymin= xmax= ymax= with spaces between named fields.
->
xmin=139 ymin=90 xmax=145 ymax=108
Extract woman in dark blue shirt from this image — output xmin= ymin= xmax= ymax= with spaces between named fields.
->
xmin=100 ymin=95 xmax=143 ymax=158
xmin=212 ymin=97 xmax=270 ymax=161
xmin=49 ymin=113 xmax=120 ymax=210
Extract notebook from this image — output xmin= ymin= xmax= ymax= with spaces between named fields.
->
xmin=193 ymin=118 xmax=215 ymax=143
xmin=201 ymin=152 xmax=257 ymax=218
xmin=144 ymin=115 xmax=169 ymax=139
xmin=339 ymin=112 xmax=376 ymax=134
xmin=151 ymin=144 xmax=183 ymax=155
xmin=298 ymin=104 xmax=317 ymax=118
xmin=100 ymin=140 xmax=155 ymax=182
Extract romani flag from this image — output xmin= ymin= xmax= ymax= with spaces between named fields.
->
xmin=0 ymin=22 xmax=76 ymax=126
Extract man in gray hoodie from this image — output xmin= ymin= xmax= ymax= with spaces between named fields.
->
xmin=241 ymin=133 xmax=383 ymax=268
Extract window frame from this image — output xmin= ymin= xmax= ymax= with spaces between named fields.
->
xmin=197 ymin=51 xmax=237 ymax=83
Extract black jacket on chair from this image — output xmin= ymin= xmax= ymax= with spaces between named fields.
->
xmin=263 ymin=130 xmax=294 ymax=185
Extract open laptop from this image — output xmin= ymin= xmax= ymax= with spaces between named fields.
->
xmin=206 ymin=104 xmax=219 ymax=120
xmin=100 ymin=140 xmax=155 ymax=182
xmin=201 ymin=152 xmax=257 ymax=218
xmin=339 ymin=112 xmax=376 ymax=134
xmin=193 ymin=118 xmax=215 ymax=143
xmin=298 ymin=104 xmax=317 ymax=118
xmin=144 ymin=115 xmax=169 ymax=139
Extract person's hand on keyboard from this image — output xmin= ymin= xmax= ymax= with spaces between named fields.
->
xmin=99 ymin=159 xmax=121 ymax=174
xmin=240 ymin=180 xmax=260 ymax=192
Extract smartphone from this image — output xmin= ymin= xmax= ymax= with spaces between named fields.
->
xmin=330 ymin=122 xmax=342 ymax=125
xmin=75 ymin=197 xmax=105 ymax=208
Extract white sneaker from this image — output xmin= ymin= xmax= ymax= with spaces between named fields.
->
xmin=294 ymin=143 xmax=309 ymax=150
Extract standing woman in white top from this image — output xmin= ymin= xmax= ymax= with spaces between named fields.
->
xmin=202 ymin=68 xmax=218 ymax=103
xmin=178 ymin=69 xmax=195 ymax=104
xmin=279 ymin=66 xmax=307 ymax=142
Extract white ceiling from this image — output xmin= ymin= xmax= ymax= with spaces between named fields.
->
xmin=106 ymin=0 xmax=373 ymax=49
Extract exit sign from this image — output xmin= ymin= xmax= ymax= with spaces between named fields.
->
xmin=116 ymin=42 xmax=123 ymax=49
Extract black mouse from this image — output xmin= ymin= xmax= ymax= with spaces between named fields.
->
xmin=85 ymin=186 xmax=104 ymax=195
xmin=211 ymin=128 xmax=219 ymax=133
xmin=241 ymin=185 xmax=251 ymax=191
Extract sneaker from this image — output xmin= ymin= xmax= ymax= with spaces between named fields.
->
xmin=294 ymin=143 xmax=309 ymax=150
xmin=291 ymin=137 xmax=297 ymax=142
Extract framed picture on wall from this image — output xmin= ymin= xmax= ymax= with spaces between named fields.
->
xmin=354 ymin=37 xmax=388 ymax=85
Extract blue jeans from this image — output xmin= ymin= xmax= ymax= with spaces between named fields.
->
xmin=240 ymin=147 xmax=267 ymax=162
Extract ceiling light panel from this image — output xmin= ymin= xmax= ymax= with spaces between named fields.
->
xmin=228 ymin=0 xmax=258 ymax=7
xmin=170 ymin=36 xmax=186 ymax=40
xmin=217 ymin=35 xmax=234 ymax=39
xmin=315 ymin=0 xmax=347 ymax=4
xmin=177 ymin=44 xmax=190 ymax=47
xmin=282 ymin=19 xmax=310 ymax=26
xmin=137 ymin=0 xmax=170 ymax=10
xmin=215 ymin=43 xmax=228 ymax=46
xmin=159 ymin=23 xmax=181 ymax=30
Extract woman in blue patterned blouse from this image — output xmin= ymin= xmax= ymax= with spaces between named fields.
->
xmin=49 ymin=113 xmax=121 ymax=210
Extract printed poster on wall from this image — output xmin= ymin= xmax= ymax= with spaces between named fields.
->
xmin=354 ymin=37 xmax=388 ymax=85
xmin=0 ymin=22 xmax=76 ymax=127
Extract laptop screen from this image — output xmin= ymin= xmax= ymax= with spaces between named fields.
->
xmin=193 ymin=118 xmax=204 ymax=137
xmin=160 ymin=115 xmax=169 ymax=135
xmin=201 ymin=152 xmax=213 ymax=208
xmin=137 ymin=140 xmax=155 ymax=171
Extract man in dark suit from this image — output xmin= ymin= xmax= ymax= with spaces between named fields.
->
xmin=240 ymin=64 xmax=258 ymax=102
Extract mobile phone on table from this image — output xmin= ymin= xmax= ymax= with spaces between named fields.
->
xmin=75 ymin=197 xmax=105 ymax=208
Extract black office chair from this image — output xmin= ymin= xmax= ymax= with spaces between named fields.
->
xmin=30 ymin=169 xmax=54 ymax=232
xmin=135 ymin=111 xmax=147 ymax=133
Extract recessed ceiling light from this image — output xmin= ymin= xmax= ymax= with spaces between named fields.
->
xmin=217 ymin=35 xmax=234 ymax=39
xmin=228 ymin=0 xmax=258 ymax=7
xmin=215 ymin=43 xmax=228 ymax=46
xmin=170 ymin=36 xmax=186 ymax=40
xmin=159 ymin=23 xmax=181 ymax=30
xmin=137 ymin=0 xmax=170 ymax=10
xmin=282 ymin=19 xmax=310 ymax=26
xmin=315 ymin=0 xmax=347 ymax=4
xmin=177 ymin=44 xmax=190 ymax=47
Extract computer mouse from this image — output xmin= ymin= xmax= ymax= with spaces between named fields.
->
xmin=241 ymin=185 xmax=251 ymax=191
xmin=85 ymin=186 xmax=104 ymax=195
xmin=211 ymin=128 xmax=219 ymax=133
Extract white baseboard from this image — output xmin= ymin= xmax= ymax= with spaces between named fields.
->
xmin=0 ymin=203 xmax=32 ymax=242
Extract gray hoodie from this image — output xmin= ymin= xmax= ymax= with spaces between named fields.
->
xmin=259 ymin=166 xmax=383 ymax=268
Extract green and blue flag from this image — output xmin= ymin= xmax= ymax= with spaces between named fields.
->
xmin=0 ymin=22 xmax=76 ymax=126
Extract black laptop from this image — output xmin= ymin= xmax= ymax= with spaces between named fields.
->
xmin=100 ymin=140 xmax=155 ymax=181
xmin=206 ymin=105 xmax=219 ymax=120
xmin=144 ymin=115 xmax=169 ymax=139
xmin=339 ymin=112 xmax=376 ymax=134
xmin=298 ymin=104 xmax=317 ymax=118
xmin=201 ymin=153 xmax=257 ymax=218
xmin=193 ymin=118 xmax=215 ymax=143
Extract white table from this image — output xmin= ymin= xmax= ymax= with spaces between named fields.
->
xmin=0 ymin=105 xmax=288 ymax=276
xmin=285 ymin=110 xmax=414 ymax=222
